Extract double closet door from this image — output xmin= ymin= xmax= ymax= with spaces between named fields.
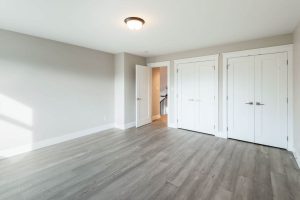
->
xmin=227 ymin=52 xmax=288 ymax=149
xmin=177 ymin=60 xmax=216 ymax=135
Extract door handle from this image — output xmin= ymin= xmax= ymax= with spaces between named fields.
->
xmin=245 ymin=102 xmax=253 ymax=105
xmin=256 ymin=102 xmax=264 ymax=106
xmin=137 ymin=98 xmax=142 ymax=101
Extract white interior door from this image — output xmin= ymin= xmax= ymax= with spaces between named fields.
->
xmin=254 ymin=53 xmax=288 ymax=148
xmin=227 ymin=56 xmax=255 ymax=142
xmin=136 ymin=65 xmax=151 ymax=127
xmin=195 ymin=61 xmax=216 ymax=134
xmin=177 ymin=62 xmax=196 ymax=131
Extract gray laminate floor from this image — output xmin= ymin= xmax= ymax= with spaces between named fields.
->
xmin=0 ymin=120 xmax=299 ymax=200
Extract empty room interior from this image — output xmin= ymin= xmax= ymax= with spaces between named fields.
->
xmin=1 ymin=0 xmax=300 ymax=199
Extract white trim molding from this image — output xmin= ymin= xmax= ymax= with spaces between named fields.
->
xmin=147 ymin=61 xmax=171 ymax=68
xmin=293 ymin=149 xmax=300 ymax=168
xmin=147 ymin=61 xmax=171 ymax=127
xmin=174 ymin=54 xmax=219 ymax=136
xmin=174 ymin=55 xmax=219 ymax=64
xmin=115 ymin=122 xmax=135 ymax=130
xmin=222 ymin=44 xmax=294 ymax=151
xmin=168 ymin=123 xmax=177 ymax=128
xmin=125 ymin=122 xmax=136 ymax=129
xmin=0 ymin=123 xmax=114 ymax=158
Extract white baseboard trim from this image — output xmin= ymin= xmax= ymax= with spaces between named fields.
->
xmin=217 ymin=131 xmax=228 ymax=139
xmin=292 ymin=149 xmax=300 ymax=168
xmin=115 ymin=122 xmax=135 ymax=130
xmin=0 ymin=123 xmax=114 ymax=158
xmin=124 ymin=122 xmax=135 ymax=129
xmin=114 ymin=123 xmax=124 ymax=129
xmin=168 ymin=123 xmax=177 ymax=128
xmin=152 ymin=115 xmax=161 ymax=121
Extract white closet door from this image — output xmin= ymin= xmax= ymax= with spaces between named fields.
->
xmin=254 ymin=53 xmax=288 ymax=148
xmin=195 ymin=61 xmax=215 ymax=134
xmin=177 ymin=62 xmax=196 ymax=131
xmin=136 ymin=65 xmax=152 ymax=127
xmin=177 ymin=60 xmax=216 ymax=135
xmin=228 ymin=56 xmax=255 ymax=142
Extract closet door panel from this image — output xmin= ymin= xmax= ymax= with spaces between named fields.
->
xmin=254 ymin=53 xmax=288 ymax=148
xmin=195 ymin=61 xmax=215 ymax=134
xmin=227 ymin=56 xmax=255 ymax=142
xmin=177 ymin=63 xmax=196 ymax=131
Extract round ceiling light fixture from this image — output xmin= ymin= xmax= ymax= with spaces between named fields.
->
xmin=124 ymin=17 xmax=145 ymax=30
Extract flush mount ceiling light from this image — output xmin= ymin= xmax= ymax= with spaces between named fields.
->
xmin=124 ymin=17 xmax=145 ymax=30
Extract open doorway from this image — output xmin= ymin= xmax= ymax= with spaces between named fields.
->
xmin=152 ymin=67 xmax=168 ymax=125
xmin=135 ymin=61 xmax=170 ymax=128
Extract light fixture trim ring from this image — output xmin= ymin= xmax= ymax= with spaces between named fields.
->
xmin=124 ymin=17 xmax=145 ymax=25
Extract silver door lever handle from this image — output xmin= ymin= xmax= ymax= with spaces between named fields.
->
xmin=245 ymin=102 xmax=253 ymax=105
xmin=256 ymin=102 xmax=264 ymax=106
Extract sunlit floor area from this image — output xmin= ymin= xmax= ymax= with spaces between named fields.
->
xmin=0 ymin=120 xmax=300 ymax=200
xmin=153 ymin=114 xmax=168 ymax=125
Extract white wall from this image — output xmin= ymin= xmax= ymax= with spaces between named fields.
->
xmin=294 ymin=23 xmax=300 ymax=160
xmin=124 ymin=53 xmax=146 ymax=124
xmin=114 ymin=53 xmax=146 ymax=128
xmin=147 ymin=34 xmax=293 ymax=132
xmin=114 ymin=53 xmax=125 ymax=127
xmin=0 ymin=29 xmax=115 ymax=155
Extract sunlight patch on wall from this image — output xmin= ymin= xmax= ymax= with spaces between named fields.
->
xmin=0 ymin=120 xmax=32 ymax=150
xmin=0 ymin=94 xmax=33 ymax=126
xmin=0 ymin=94 xmax=33 ymax=158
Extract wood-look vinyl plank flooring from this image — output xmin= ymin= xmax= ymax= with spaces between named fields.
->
xmin=0 ymin=119 xmax=299 ymax=200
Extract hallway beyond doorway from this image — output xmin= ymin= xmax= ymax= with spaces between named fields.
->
xmin=152 ymin=67 xmax=168 ymax=125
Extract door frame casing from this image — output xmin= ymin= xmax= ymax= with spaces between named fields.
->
xmin=147 ymin=61 xmax=171 ymax=127
xmin=174 ymin=55 xmax=219 ymax=136
xmin=222 ymin=44 xmax=294 ymax=151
